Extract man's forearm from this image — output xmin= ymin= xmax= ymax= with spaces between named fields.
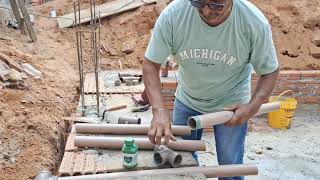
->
xmin=250 ymin=68 xmax=279 ymax=106
xmin=142 ymin=58 xmax=165 ymax=109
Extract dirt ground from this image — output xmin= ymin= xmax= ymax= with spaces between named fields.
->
xmin=0 ymin=0 xmax=319 ymax=179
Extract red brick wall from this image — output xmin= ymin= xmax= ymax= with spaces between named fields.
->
xmin=252 ymin=70 xmax=320 ymax=104
xmin=161 ymin=70 xmax=320 ymax=108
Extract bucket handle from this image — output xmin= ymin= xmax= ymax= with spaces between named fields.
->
xmin=274 ymin=90 xmax=294 ymax=102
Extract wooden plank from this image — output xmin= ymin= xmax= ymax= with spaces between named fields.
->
xmin=58 ymin=152 xmax=75 ymax=176
xmin=0 ymin=52 xmax=23 ymax=72
xmin=62 ymin=117 xmax=101 ymax=123
xmin=8 ymin=0 xmax=26 ymax=34
xmin=57 ymin=0 xmax=157 ymax=29
xmin=17 ymin=0 xmax=37 ymax=42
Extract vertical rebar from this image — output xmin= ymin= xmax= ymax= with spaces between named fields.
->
xmin=74 ymin=0 xmax=85 ymax=115
xmin=78 ymin=0 xmax=85 ymax=112
xmin=91 ymin=0 xmax=100 ymax=116
xmin=98 ymin=11 xmax=101 ymax=70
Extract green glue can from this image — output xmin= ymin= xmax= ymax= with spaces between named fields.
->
xmin=122 ymin=137 xmax=138 ymax=169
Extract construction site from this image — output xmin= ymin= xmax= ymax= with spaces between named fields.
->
xmin=0 ymin=0 xmax=320 ymax=179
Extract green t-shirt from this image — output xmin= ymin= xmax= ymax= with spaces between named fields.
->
xmin=145 ymin=0 xmax=279 ymax=113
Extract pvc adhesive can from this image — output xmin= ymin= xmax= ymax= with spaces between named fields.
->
xmin=122 ymin=137 xmax=138 ymax=169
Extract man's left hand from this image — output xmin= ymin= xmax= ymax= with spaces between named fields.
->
xmin=223 ymin=103 xmax=261 ymax=127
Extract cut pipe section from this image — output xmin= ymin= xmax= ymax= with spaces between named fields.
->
xmin=74 ymin=136 xmax=206 ymax=152
xmin=188 ymin=102 xmax=280 ymax=129
xmin=75 ymin=124 xmax=191 ymax=136
xmin=118 ymin=116 xmax=141 ymax=124
xmin=120 ymin=76 xmax=142 ymax=83
xmin=59 ymin=164 xmax=258 ymax=180
xmin=154 ymin=145 xmax=182 ymax=168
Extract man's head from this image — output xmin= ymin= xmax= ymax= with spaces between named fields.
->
xmin=190 ymin=0 xmax=233 ymax=26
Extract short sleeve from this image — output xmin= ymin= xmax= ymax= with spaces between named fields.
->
xmin=249 ymin=24 xmax=279 ymax=75
xmin=145 ymin=12 xmax=173 ymax=64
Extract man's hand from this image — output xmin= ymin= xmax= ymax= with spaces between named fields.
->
xmin=148 ymin=109 xmax=176 ymax=145
xmin=223 ymin=103 xmax=261 ymax=127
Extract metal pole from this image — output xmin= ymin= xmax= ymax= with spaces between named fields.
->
xmin=93 ymin=0 xmax=100 ymax=116
xmin=78 ymin=0 xmax=85 ymax=113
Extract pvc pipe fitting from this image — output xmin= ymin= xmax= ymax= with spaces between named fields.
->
xmin=118 ymin=116 xmax=141 ymax=124
xmin=154 ymin=145 xmax=182 ymax=168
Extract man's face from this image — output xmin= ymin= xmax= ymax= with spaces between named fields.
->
xmin=193 ymin=0 xmax=232 ymax=26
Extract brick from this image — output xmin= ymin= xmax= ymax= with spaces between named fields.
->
xmin=294 ymin=97 xmax=306 ymax=104
xmin=72 ymin=153 xmax=86 ymax=175
xmin=96 ymin=160 xmax=108 ymax=174
xmin=287 ymin=73 xmax=302 ymax=80
xmin=278 ymin=82 xmax=294 ymax=87
xmin=271 ymin=90 xmax=291 ymax=96
xmin=58 ymin=152 xmax=75 ymax=176
xmin=304 ymin=97 xmax=320 ymax=104
xmin=278 ymin=73 xmax=288 ymax=79
xmin=294 ymin=82 xmax=308 ymax=87
xmin=315 ymin=89 xmax=320 ymax=95
xmin=83 ymin=153 xmax=97 ymax=175
xmin=301 ymin=73 xmax=316 ymax=78
xmin=163 ymin=96 xmax=175 ymax=102
xmin=307 ymin=82 xmax=320 ymax=86
xmin=162 ymin=82 xmax=177 ymax=90
xmin=296 ymin=89 xmax=312 ymax=96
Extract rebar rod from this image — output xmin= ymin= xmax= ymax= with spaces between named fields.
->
xmin=78 ymin=0 xmax=85 ymax=113
xmin=74 ymin=0 xmax=85 ymax=114
xmin=93 ymin=0 xmax=100 ymax=116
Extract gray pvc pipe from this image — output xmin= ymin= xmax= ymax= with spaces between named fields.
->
xmin=58 ymin=164 xmax=258 ymax=180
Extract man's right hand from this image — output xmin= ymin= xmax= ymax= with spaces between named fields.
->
xmin=148 ymin=109 xmax=176 ymax=145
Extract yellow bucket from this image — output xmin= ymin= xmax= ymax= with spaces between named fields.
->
xmin=268 ymin=90 xmax=297 ymax=129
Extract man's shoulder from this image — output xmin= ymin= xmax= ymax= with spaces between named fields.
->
xmin=160 ymin=0 xmax=190 ymax=19
xmin=236 ymin=0 xmax=269 ymax=27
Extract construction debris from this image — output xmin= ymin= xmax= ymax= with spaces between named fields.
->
xmin=0 ymin=61 xmax=26 ymax=89
xmin=21 ymin=63 xmax=43 ymax=79
xmin=0 ymin=52 xmax=23 ymax=72
xmin=57 ymin=0 xmax=157 ymax=28
xmin=121 ymin=40 xmax=136 ymax=54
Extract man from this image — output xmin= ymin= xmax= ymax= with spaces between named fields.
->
xmin=143 ymin=0 xmax=279 ymax=179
